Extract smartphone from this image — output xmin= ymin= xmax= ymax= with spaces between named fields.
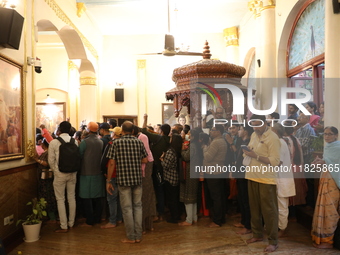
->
xmin=241 ymin=145 xmax=251 ymax=151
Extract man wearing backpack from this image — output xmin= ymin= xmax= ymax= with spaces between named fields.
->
xmin=48 ymin=121 xmax=79 ymax=233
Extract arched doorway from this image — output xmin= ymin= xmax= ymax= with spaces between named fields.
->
xmin=35 ymin=20 xmax=98 ymax=130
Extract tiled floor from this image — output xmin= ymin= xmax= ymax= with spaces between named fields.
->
xmin=8 ymin=215 xmax=340 ymax=254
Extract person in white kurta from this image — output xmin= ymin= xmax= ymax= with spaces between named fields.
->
xmin=272 ymin=124 xmax=296 ymax=237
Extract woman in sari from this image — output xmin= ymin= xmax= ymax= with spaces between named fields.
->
xmin=34 ymin=138 xmax=57 ymax=222
xmin=311 ymin=126 xmax=340 ymax=249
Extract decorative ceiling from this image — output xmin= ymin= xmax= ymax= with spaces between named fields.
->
xmin=78 ymin=0 xmax=140 ymax=4
xmin=77 ymin=0 xmax=250 ymax=35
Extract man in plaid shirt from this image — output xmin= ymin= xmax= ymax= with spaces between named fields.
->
xmin=106 ymin=121 xmax=148 ymax=243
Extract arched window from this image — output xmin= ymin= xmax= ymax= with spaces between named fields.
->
xmin=287 ymin=0 xmax=324 ymax=106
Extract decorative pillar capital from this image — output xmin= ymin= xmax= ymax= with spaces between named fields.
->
xmin=261 ymin=0 xmax=275 ymax=12
xmin=248 ymin=0 xmax=263 ymax=18
xmin=223 ymin=26 xmax=239 ymax=47
xmin=137 ymin=59 xmax=146 ymax=69
xmin=80 ymin=77 xmax=97 ymax=86
xmin=68 ymin=60 xmax=78 ymax=70
xmin=248 ymin=0 xmax=275 ymax=18
xmin=76 ymin=2 xmax=87 ymax=17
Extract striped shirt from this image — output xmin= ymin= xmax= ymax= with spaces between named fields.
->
xmin=107 ymin=134 xmax=147 ymax=186
xmin=295 ymin=123 xmax=316 ymax=157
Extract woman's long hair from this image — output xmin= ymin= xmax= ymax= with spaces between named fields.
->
xmin=285 ymin=126 xmax=302 ymax=165
xmin=307 ymin=101 xmax=320 ymax=116
xmin=170 ymin=134 xmax=183 ymax=158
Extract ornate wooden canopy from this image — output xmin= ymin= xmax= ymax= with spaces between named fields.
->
xmin=165 ymin=41 xmax=248 ymax=127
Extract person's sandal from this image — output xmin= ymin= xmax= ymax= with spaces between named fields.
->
xmin=264 ymin=244 xmax=278 ymax=252
xmin=55 ymin=228 xmax=68 ymax=233
xmin=121 ymin=239 xmax=135 ymax=244
xmin=178 ymin=221 xmax=192 ymax=226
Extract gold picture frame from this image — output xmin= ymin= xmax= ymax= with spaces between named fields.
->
xmin=0 ymin=54 xmax=24 ymax=161
xmin=36 ymin=102 xmax=66 ymax=135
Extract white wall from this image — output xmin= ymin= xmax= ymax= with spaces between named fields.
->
xmin=35 ymin=47 xmax=69 ymax=94
xmin=100 ymin=33 xmax=226 ymax=126
xmin=238 ymin=12 xmax=257 ymax=68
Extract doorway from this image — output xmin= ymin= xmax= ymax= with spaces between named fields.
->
xmin=103 ymin=115 xmax=138 ymax=127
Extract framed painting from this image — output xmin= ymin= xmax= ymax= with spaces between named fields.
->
xmin=0 ymin=54 xmax=24 ymax=161
xmin=162 ymin=103 xmax=188 ymax=126
xmin=36 ymin=103 xmax=66 ymax=135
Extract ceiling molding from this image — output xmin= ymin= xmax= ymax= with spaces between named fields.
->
xmin=44 ymin=0 xmax=99 ymax=59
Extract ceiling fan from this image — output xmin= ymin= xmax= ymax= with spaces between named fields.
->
xmin=139 ymin=0 xmax=203 ymax=57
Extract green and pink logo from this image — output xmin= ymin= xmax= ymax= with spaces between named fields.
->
xmin=196 ymin=83 xmax=312 ymax=116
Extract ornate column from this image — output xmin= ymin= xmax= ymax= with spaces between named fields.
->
xmin=79 ymin=76 xmax=97 ymax=123
xmin=68 ymin=61 xmax=80 ymax=128
xmin=137 ymin=59 xmax=146 ymax=126
xmin=223 ymin=26 xmax=240 ymax=65
xmin=248 ymin=0 xmax=276 ymax=110
xmin=324 ymin=0 xmax=340 ymax=128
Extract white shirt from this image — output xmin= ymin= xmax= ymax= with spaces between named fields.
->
xmin=276 ymin=138 xmax=296 ymax=198
xmin=48 ymin=133 xmax=78 ymax=173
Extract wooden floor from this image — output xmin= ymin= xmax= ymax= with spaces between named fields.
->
xmin=8 ymin=215 xmax=340 ymax=255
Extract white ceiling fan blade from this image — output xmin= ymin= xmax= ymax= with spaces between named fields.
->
xmin=137 ymin=53 xmax=163 ymax=55
xmin=176 ymin=51 xmax=203 ymax=56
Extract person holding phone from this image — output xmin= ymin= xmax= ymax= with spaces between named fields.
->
xmin=241 ymin=145 xmax=250 ymax=151
xmin=243 ymin=114 xmax=281 ymax=253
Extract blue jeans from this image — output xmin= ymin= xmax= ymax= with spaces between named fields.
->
xmin=107 ymin=178 xmax=122 ymax=225
xmin=118 ymin=184 xmax=142 ymax=240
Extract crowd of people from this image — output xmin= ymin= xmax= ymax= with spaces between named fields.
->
xmin=32 ymin=100 xmax=339 ymax=252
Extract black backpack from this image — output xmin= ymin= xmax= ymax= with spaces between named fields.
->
xmin=57 ymin=137 xmax=81 ymax=173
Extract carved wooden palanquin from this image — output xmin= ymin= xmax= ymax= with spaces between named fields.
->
xmin=165 ymin=42 xmax=249 ymax=128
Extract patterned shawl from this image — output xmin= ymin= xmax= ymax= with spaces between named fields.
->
xmin=324 ymin=140 xmax=340 ymax=189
